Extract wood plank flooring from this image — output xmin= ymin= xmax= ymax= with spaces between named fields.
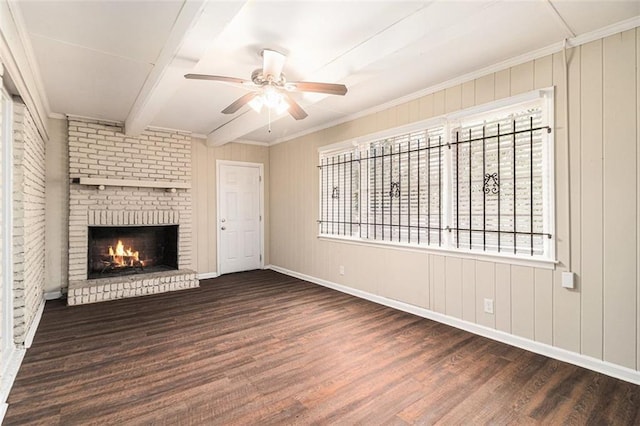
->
xmin=4 ymin=269 xmax=640 ymax=425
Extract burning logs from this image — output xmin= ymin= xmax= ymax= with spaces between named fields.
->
xmin=98 ymin=240 xmax=145 ymax=274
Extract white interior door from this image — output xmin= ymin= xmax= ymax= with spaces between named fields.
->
xmin=218 ymin=162 xmax=262 ymax=275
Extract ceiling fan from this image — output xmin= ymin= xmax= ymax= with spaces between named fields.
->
xmin=184 ymin=49 xmax=348 ymax=121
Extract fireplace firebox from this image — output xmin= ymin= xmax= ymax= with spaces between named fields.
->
xmin=87 ymin=225 xmax=178 ymax=279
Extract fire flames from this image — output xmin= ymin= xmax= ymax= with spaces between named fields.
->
xmin=108 ymin=240 xmax=143 ymax=267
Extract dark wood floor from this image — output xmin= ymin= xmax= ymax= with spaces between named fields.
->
xmin=4 ymin=269 xmax=640 ymax=425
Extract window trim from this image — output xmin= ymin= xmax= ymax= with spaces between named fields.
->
xmin=318 ymin=87 xmax=556 ymax=267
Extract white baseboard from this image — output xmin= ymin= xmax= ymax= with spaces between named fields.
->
xmin=197 ymin=272 xmax=218 ymax=280
xmin=23 ymin=297 xmax=45 ymax=349
xmin=44 ymin=290 xmax=62 ymax=300
xmin=268 ymin=264 xmax=640 ymax=386
xmin=0 ymin=297 xmax=45 ymax=418
xmin=0 ymin=345 xmax=26 ymax=415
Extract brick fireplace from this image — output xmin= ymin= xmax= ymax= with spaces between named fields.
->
xmin=66 ymin=117 xmax=198 ymax=305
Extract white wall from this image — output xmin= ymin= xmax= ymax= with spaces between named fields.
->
xmin=0 ymin=0 xmax=636 ymax=382
xmin=191 ymin=139 xmax=270 ymax=276
xmin=41 ymin=132 xmax=272 ymax=287
xmin=41 ymin=133 xmax=271 ymax=287
xmin=44 ymin=117 xmax=67 ymax=295
xmin=269 ymin=29 xmax=640 ymax=372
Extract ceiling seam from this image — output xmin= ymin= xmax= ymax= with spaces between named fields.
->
xmin=315 ymin=3 xmax=431 ymax=73
xmin=543 ymin=0 xmax=577 ymax=38
xmin=209 ymin=109 xmax=251 ymax=134
xmin=28 ymin=32 xmax=155 ymax=66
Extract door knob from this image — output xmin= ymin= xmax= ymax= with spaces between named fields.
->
xmin=221 ymin=226 xmax=226 ymax=230
xmin=221 ymin=218 xmax=226 ymax=222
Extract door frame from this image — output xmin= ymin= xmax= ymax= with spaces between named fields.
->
xmin=216 ymin=160 xmax=264 ymax=275
xmin=1 ymin=87 xmax=15 ymax=377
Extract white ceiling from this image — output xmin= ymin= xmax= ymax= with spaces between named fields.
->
xmin=15 ymin=0 xmax=640 ymax=146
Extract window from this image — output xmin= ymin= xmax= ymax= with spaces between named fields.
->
xmin=361 ymin=126 xmax=445 ymax=245
xmin=319 ymin=89 xmax=554 ymax=261
xmin=319 ymin=150 xmax=360 ymax=237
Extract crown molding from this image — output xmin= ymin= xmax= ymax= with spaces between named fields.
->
xmin=64 ymin=114 xmax=195 ymax=137
xmin=145 ymin=124 xmax=192 ymax=135
xmin=65 ymin=113 xmax=123 ymax=126
xmin=48 ymin=112 xmax=66 ymax=120
xmin=232 ymin=138 xmax=269 ymax=147
xmin=1 ymin=1 xmax=50 ymax=140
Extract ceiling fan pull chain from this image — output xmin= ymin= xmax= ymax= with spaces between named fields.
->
xmin=268 ymin=106 xmax=272 ymax=133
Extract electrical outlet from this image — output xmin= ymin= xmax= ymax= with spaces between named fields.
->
xmin=339 ymin=265 xmax=345 ymax=275
xmin=484 ymin=298 xmax=494 ymax=314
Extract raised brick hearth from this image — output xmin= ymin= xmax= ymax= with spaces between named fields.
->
xmin=68 ymin=270 xmax=197 ymax=306
xmin=67 ymin=117 xmax=198 ymax=305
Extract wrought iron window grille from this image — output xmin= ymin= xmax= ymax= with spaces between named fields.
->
xmin=318 ymin=96 xmax=554 ymax=259
xmin=450 ymin=116 xmax=552 ymax=255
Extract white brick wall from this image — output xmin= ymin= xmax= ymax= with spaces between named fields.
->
xmin=68 ymin=119 xmax=190 ymax=181
xmin=12 ymin=101 xmax=46 ymax=343
xmin=67 ymin=117 xmax=196 ymax=303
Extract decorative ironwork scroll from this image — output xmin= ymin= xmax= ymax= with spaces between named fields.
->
xmin=389 ymin=181 xmax=400 ymax=198
xmin=483 ymin=173 xmax=499 ymax=195
xmin=332 ymin=186 xmax=340 ymax=199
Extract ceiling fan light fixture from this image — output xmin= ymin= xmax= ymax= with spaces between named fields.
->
xmin=263 ymin=86 xmax=282 ymax=107
xmin=275 ymin=98 xmax=290 ymax=115
xmin=248 ymin=95 xmax=264 ymax=113
xmin=247 ymin=88 xmax=289 ymax=115
xmin=260 ymin=86 xmax=289 ymax=114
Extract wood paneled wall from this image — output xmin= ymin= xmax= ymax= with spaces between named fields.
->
xmin=269 ymin=29 xmax=640 ymax=371
xmin=191 ymin=139 xmax=270 ymax=275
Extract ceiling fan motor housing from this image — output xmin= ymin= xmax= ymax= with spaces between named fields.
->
xmin=251 ymin=69 xmax=286 ymax=87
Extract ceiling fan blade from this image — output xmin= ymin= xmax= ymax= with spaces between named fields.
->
xmin=289 ymin=81 xmax=348 ymax=96
xmin=221 ymin=92 xmax=259 ymax=114
xmin=282 ymin=93 xmax=308 ymax=120
xmin=184 ymin=74 xmax=248 ymax=85
xmin=262 ymin=49 xmax=286 ymax=79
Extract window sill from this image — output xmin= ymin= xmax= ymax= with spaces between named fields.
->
xmin=317 ymin=234 xmax=557 ymax=270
